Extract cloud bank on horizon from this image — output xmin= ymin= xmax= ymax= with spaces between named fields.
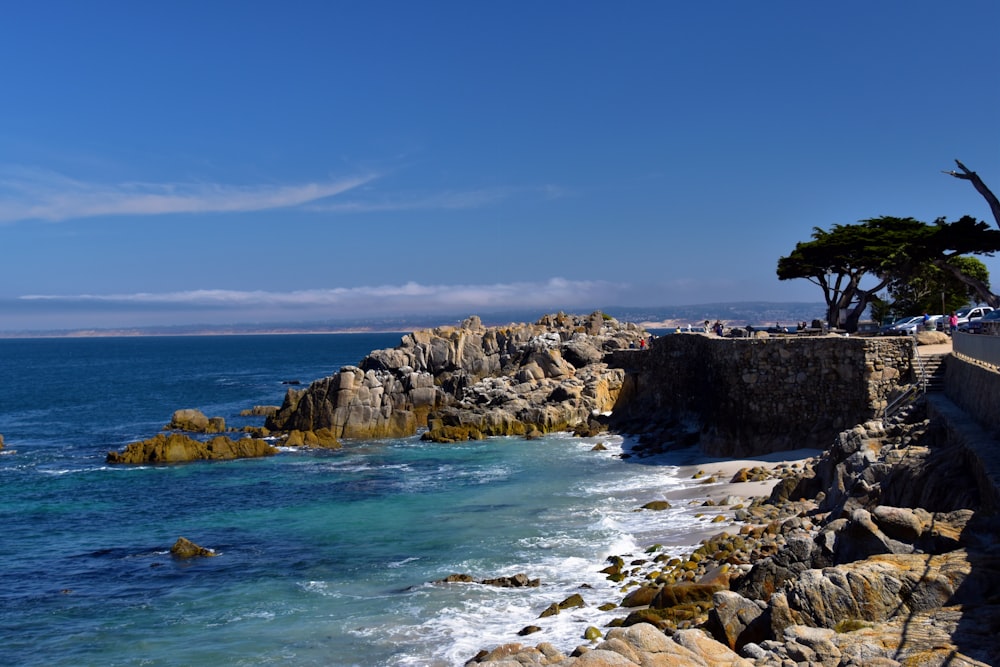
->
xmin=7 ymin=279 xmax=635 ymax=331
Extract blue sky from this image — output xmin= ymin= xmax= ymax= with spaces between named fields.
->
xmin=1 ymin=1 xmax=998 ymax=331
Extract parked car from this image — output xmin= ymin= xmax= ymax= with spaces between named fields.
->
xmin=879 ymin=316 xmax=922 ymax=335
xmin=902 ymin=315 xmax=943 ymax=334
xmin=958 ymin=308 xmax=1000 ymax=334
xmin=954 ymin=305 xmax=994 ymax=327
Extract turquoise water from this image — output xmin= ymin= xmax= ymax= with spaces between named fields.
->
xmin=0 ymin=334 xmax=711 ymax=666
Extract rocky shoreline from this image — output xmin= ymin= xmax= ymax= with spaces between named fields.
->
xmin=97 ymin=312 xmax=1000 ymax=664
xmin=465 ymin=398 xmax=1000 ymax=666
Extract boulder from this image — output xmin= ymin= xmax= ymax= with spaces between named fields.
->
xmin=780 ymin=550 xmax=971 ymax=628
xmin=107 ymin=433 xmax=277 ymax=464
xmin=168 ymin=408 xmax=225 ymax=433
xmin=915 ymin=330 xmax=950 ymax=345
xmin=706 ymin=590 xmax=767 ymax=651
xmin=170 ymin=536 xmax=216 ymax=558
xmin=640 ymin=500 xmax=672 ymax=511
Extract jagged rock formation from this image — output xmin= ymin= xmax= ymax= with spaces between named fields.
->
xmin=266 ymin=312 xmax=647 ymax=441
xmin=106 ymin=432 xmax=277 ymax=464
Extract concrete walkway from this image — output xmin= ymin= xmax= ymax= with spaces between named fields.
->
xmin=915 ymin=339 xmax=953 ymax=356
xmin=926 ymin=393 xmax=1000 ymax=513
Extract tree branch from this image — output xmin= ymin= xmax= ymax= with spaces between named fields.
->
xmin=945 ymin=160 xmax=1000 ymax=229
xmin=932 ymin=258 xmax=999 ymax=308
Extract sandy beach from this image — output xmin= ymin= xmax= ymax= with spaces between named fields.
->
xmin=620 ymin=446 xmax=823 ymax=551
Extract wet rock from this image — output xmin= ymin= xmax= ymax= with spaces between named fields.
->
xmin=283 ymin=428 xmax=341 ymax=448
xmin=107 ymin=433 xmax=277 ymax=464
xmin=170 ymin=537 xmax=216 ymax=558
xmin=640 ymin=500 xmax=672 ymax=511
xmin=479 ymin=574 xmax=540 ymax=588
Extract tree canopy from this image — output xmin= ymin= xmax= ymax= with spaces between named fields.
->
xmin=777 ymin=216 xmax=1000 ymax=331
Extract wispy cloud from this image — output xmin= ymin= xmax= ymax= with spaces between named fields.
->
xmin=0 ymin=166 xmax=378 ymax=223
xmin=306 ymin=184 xmax=568 ymax=213
xmin=20 ymin=278 xmax=629 ymax=315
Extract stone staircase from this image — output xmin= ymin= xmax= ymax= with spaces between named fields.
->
xmin=917 ymin=353 xmax=948 ymax=392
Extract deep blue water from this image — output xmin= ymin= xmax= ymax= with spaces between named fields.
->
xmin=0 ymin=334 xmax=711 ymax=666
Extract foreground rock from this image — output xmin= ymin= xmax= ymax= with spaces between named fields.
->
xmin=470 ymin=398 xmax=1000 ymax=666
xmin=266 ymin=312 xmax=647 ymax=441
xmin=106 ymin=433 xmax=277 ymax=464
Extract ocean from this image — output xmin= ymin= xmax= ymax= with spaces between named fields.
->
xmin=0 ymin=334 xmax=722 ymax=666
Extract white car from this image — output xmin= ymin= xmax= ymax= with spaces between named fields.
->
xmin=954 ymin=305 xmax=994 ymax=327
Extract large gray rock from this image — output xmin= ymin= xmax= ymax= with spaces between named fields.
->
xmin=266 ymin=312 xmax=643 ymax=440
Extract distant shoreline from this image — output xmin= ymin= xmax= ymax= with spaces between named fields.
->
xmin=0 ymin=327 xmax=411 ymax=340
xmin=0 ymin=302 xmax=827 ymax=340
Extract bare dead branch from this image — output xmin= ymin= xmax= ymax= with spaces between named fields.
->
xmin=945 ymin=159 xmax=1000 ymax=229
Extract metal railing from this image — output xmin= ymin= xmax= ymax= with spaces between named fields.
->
xmin=881 ymin=383 xmax=921 ymax=421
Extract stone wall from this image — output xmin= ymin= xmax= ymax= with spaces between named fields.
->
xmin=944 ymin=354 xmax=1000 ymax=435
xmin=608 ymin=334 xmax=916 ymax=457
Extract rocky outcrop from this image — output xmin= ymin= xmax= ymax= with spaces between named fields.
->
xmin=170 ymin=536 xmax=216 ymax=558
xmin=471 ymin=397 xmax=1000 ymax=666
xmin=435 ymin=573 xmax=541 ymax=588
xmin=106 ymin=432 xmax=277 ymax=464
xmin=266 ymin=312 xmax=647 ymax=441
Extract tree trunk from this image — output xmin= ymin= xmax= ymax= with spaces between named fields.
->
xmin=932 ymin=258 xmax=1000 ymax=308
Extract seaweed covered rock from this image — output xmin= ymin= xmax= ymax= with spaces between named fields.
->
xmin=170 ymin=536 xmax=216 ymax=558
xmin=107 ymin=433 xmax=277 ymax=464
